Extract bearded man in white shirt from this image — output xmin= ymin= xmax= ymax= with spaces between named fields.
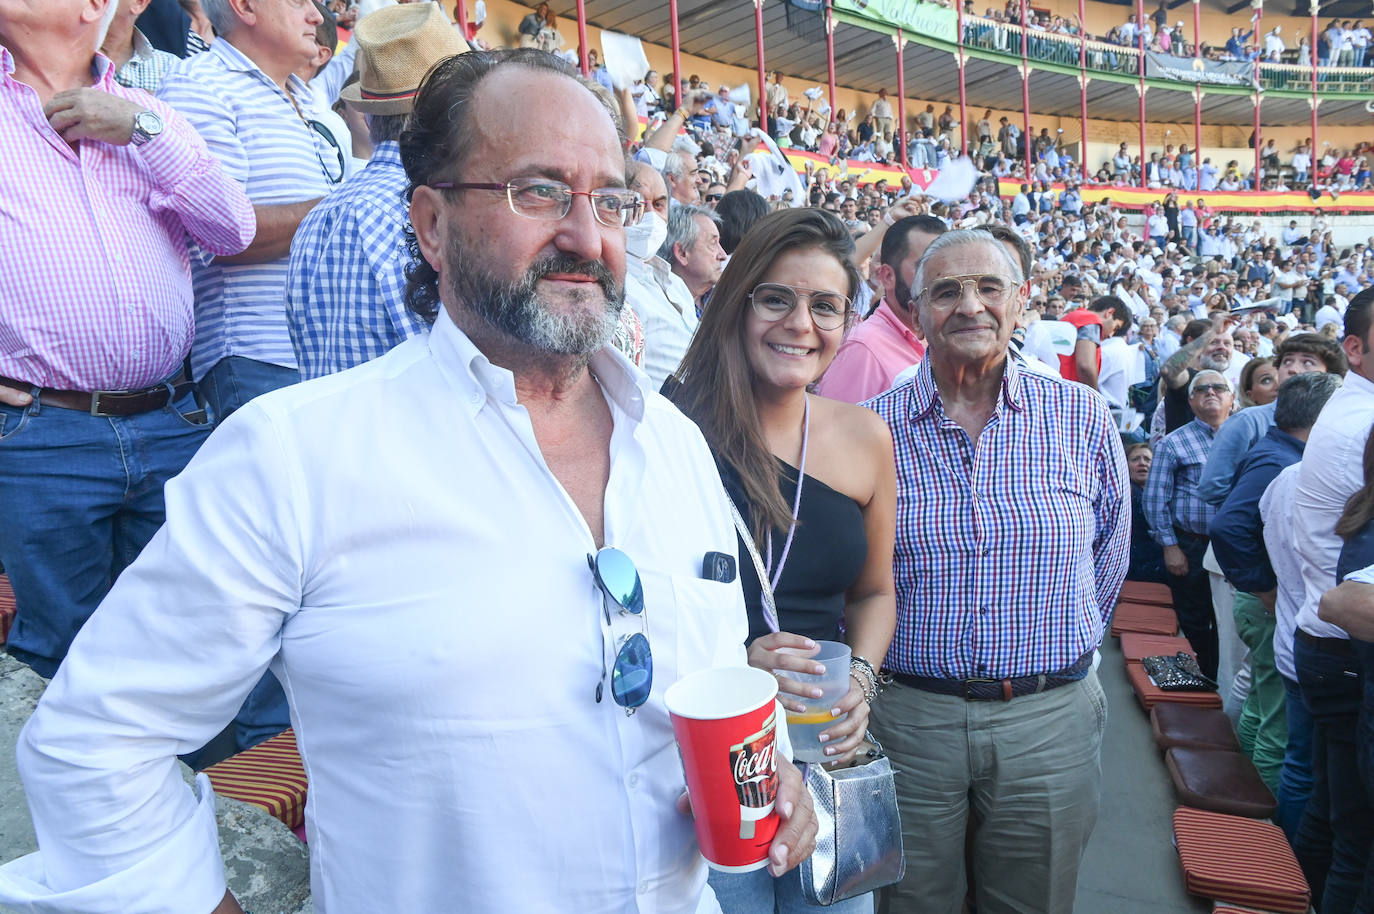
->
xmin=0 ymin=49 xmax=815 ymax=914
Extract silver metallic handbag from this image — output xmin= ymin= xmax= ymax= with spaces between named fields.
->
xmin=726 ymin=498 xmax=906 ymax=906
xmin=798 ymin=737 xmax=906 ymax=906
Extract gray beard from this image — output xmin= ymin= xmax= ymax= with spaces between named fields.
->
xmin=447 ymin=241 xmax=625 ymax=357
xmin=1199 ymin=352 xmax=1231 ymax=372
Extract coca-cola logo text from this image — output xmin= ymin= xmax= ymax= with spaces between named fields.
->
xmin=733 ymin=738 xmax=776 ymax=784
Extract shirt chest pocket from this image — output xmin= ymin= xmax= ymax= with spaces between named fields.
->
xmin=648 ymin=574 xmax=748 ymax=688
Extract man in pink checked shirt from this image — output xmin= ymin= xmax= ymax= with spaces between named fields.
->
xmin=0 ymin=0 xmax=254 ymax=680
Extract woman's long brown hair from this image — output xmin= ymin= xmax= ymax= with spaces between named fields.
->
xmin=1336 ymin=424 xmax=1374 ymax=540
xmin=668 ymin=207 xmax=860 ymax=543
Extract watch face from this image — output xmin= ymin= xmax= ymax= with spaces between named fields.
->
xmin=136 ymin=110 xmax=163 ymax=137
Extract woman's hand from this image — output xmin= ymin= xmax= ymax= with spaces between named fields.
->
xmin=747 ymin=632 xmax=824 ymax=712
xmin=818 ymin=679 xmax=870 ymax=766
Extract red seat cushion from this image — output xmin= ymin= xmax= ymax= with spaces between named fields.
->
xmin=1120 ymin=632 xmax=1194 ymax=662
xmin=1151 ymin=704 xmax=1241 ymax=752
xmin=1126 ymin=662 xmax=1223 ymax=710
xmin=1111 ymin=602 xmax=1180 ymax=637
xmin=204 ymin=728 xmax=308 ymax=830
xmin=1120 ymin=580 xmax=1174 ymax=606
xmin=1165 ymin=747 xmax=1277 ymax=819
xmin=1173 ymin=806 xmax=1309 ymax=913
xmin=0 ymin=574 xmax=15 ymax=645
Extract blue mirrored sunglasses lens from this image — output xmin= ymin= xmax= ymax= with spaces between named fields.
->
xmin=612 ymin=632 xmax=653 ymax=708
xmin=596 ymin=548 xmax=644 ymax=615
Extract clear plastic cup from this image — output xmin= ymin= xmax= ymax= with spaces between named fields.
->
xmin=775 ymin=640 xmax=851 ymax=763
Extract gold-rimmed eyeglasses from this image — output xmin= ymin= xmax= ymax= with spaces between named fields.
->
xmin=430 ymin=178 xmax=644 ymax=228
xmin=748 ymin=282 xmax=852 ymax=331
xmin=915 ymin=274 xmax=1020 ymax=310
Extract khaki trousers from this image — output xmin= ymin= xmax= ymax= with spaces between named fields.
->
xmin=871 ymin=671 xmax=1107 ymax=914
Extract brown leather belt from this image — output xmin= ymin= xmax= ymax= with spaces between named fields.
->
xmin=0 ymin=374 xmax=194 ymax=418
xmin=886 ymin=651 xmax=1095 ymax=701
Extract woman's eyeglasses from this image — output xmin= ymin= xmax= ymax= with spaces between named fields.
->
xmin=431 ymin=178 xmax=644 ymax=228
xmin=588 ymin=547 xmax=652 ymax=715
xmin=748 ymin=282 xmax=851 ymax=331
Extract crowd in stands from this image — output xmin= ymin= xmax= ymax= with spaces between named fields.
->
xmin=3 ymin=0 xmax=1374 ymax=911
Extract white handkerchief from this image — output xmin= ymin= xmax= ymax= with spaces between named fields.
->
xmin=728 ymin=83 xmax=752 ymax=105
xmin=600 ymin=31 xmax=650 ymax=91
xmin=922 ymin=156 xmax=979 ymax=203
xmin=802 ymin=86 xmax=824 ymax=100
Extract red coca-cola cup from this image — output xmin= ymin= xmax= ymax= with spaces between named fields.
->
xmin=665 ymin=665 xmax=781 ymax=872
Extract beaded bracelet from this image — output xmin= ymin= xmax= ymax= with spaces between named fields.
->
xmin=849 ymin=656 xmax=879 ymax=704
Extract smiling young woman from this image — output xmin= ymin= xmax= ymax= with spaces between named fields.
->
xmin=666 ymin=207 xmax=897 ymax=913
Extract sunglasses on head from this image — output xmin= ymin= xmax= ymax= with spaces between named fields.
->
xmin=588 ymin=547 xmax=652 ymax=715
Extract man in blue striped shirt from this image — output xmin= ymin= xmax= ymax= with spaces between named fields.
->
xmin=286 ymin=3 xmax=466 ymax=380
xmin=158 ymin=0 xmax=338 ymax=422
xmin=865 ymin=230 xmax=1130 ymax=914
xmin=158 ymin=0 xmax=339 ymax=753
xmin=1143 ymin=369 xmax=1236 ymax=679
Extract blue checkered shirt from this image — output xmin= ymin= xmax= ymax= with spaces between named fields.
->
xmin=285 ymin=142 xmax=426 ymax=380
xmin=1144 ymin=417 xmax=1218 ymax=547
xmin=863 ymin=356 xmax=1130 ymax=680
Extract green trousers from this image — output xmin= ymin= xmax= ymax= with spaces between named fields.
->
xmin=1234 ymin=592 xmax=1286 ymax=794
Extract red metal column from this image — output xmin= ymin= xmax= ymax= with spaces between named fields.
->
xmin=1137 ymin=0 xmax=1147 ymax=189
xmin=826 ymin=1 xmax=837 ymax=119
xmin=1252 ymin=3 xmax=1262 ymax=190
xmin=576 ymin=0 xmax=590 ymax=77
xmin=1078 ymin=0 xmax=1088 ymax=166
xmin=957 ymin=1 xmax=968 ymax=155
xmin=1019 ymin=0 xmax=1032 ymax=167
xmin=1310 ymin=5 xmax=1319 ymax=169
xmin=1194 ymin=86 xmax=1202 ymax=167
xmin=669 ymin=0 xmax=683 ymax=113
xmin=1193 ymin=0 xmax=1202 ymax=159
xmin=453 ymin=0 xmax=469 ymax=38
xmin=754 ymin=0 xmax=768 ymax=127
xmin=896 ymin=29 xmax=908 ymax=167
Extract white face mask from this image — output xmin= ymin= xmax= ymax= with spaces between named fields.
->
xmin=625 ymin=211 xmax=668 ymax=261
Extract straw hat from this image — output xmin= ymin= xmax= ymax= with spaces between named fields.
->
xmin=339 ymin=3 xmax=469 ymax=115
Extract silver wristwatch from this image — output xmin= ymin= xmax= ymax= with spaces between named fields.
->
xmin=130 ymin=109 xmax=164 ymax=147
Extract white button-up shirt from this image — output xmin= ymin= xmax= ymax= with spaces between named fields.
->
xmin=628 ymin=253 xmax=700 ymax=390
xmin=0 ymin=310 xmax=752 ymax=913
xmin=1295 ymin=370 xmax=1374 ymax=639
xmin=1261 ymin=463 xmax=1306 ymax=681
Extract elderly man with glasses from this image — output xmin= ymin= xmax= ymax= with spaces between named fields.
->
xmin=1143 ymin=369 xmax=1237 ymax=680
xmin=863 ymin=230 xmax=1130 ymax=914
xmin=1 ymin=49 xmax=815 ymax=914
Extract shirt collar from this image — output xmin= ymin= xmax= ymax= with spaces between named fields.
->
xmin=908 ymin=353 xmax=1024 ymax=423
xmin=872 ymin=299 xmax=920 ymax=345
xmin=427 ymin=304 xmax=649 ymax=423
xmin=130 ymin=28 xmax=155 ymax=62
xmin=1189 ymin=416 xmax=1218 ymax=438
xmin=212 ymin=37 xmax=311 ymax=99
xmin=368 ymin=140 xmax=403 ymax=168
xmin=1 ymin=44 xmax=114 ymax=89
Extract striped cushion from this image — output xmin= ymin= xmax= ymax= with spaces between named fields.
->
xmin=1120 ymin=580 xmax=1174 ymax=606
xmin=0 ymin=574 xmax=15 ymax=645
xmin=1111 ymin=602 xmax=1180 ymax=637
xmin=1120 ymin=632 xmax=1194 ymax=662
xmin=204 ymin=728 xmax=308 ymax=830
xmin=1173 ymin=807 xmax=1309 ymax=913
xmin=1126 ymin=662 xmax=1223 ymax=710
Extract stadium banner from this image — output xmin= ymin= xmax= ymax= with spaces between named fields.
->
xmin=834 ymin=0 xmax=957 ymax=42
xmin=1143 ymin=52 xmax=1253 ymax=86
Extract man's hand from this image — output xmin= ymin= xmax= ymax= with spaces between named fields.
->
xmin=1318 ymin=579 xmax=1374 ymax=640
xmin=44 ymin=89 xmax=143 ymax=147
xmin=885 ymin=196 xmax=924 ymax=221
xmin=737 ymin=135 xmax=761 ymax=159
xmin=1162 ymin=544 xmax=1188 ymax=577
xmin=768 ymin=757 xmax=818 ymax=877
xmin=0 ymin=385 xmax=33 ymax=407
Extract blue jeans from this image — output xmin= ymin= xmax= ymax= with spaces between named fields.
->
xmin=1278 ymin=674 xmax=1316 ymax=845
xmin=0 ymin=391 xmax=210 ymax=678
xmin=1293 ymin=634 xmax=1372 ymax=914
xmin=709 ymin=863 xmax=873 ymax=914
xmin=198 ymin=355 xmax=300 ymax=424
xmin=195 ymin=355 xmax=299 ymax=750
